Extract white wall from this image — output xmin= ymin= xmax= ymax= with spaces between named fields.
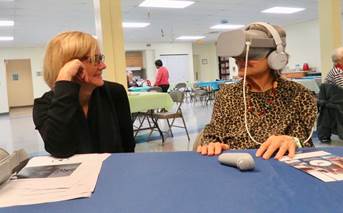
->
xmin=284 ymin=20 xmax=321 ymax=71
xmin=0 ymin=47 xmax=48 ymax=113
xmin=0 ymin=43 xmax=195 ymax=113
xmin=125 ymin=42 xmax=194 ymax=83
xmin=1 ymin=18 xmax=340 ymax=113
xmin=192 ymin=43 xmax=219 ymax=81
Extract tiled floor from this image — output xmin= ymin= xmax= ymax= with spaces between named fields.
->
xmin=0 ymin=100 xmax=342 ymax=157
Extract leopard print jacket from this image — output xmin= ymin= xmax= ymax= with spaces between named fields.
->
xmin=201 ymin=78 xmax=317 ymax=149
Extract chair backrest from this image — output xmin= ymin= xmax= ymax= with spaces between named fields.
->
xmin=169 ymin=90 xmax=185 ymax=112
xmin=169 ymin=90 xmax=184 ymax=103
xmin=147 ymin=86 xmax=162 ymax=92
xmin=174 ymin=82 xmax=187 ymax=90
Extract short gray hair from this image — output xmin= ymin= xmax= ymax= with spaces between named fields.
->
xmin=332 ymin=47 xmax=343 ymax=64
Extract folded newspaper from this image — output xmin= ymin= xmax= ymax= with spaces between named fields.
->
xmin=280 ymin=150 xmax=343 ymax=182
xmin=0 ymin=153 xmax=110 ymax=207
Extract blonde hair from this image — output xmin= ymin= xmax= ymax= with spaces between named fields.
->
xmin=43 ymin=31 xmax=98 ymax=88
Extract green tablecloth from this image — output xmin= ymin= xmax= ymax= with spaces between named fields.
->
xmin=128 ymin=92 xmax=174 ymax=113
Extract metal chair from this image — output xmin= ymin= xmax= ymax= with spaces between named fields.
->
xmin=190 ymin=84 xmax=209 ymax=104
xmin=151 ymin=90 xmax=190 ymax=142
xmin=174 ymin=82 xmax=187 ymax=91
xmin=317 ymin=83 xmax=343 ymax=142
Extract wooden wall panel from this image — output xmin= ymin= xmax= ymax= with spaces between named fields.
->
xmin=126 ymin=51 xmax=143 ymax=67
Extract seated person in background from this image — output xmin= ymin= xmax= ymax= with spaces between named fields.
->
xmin=197 ymin=23 xmax=317 ymax=160
xmin=325 ymin=47 xmax=343 ymax=88
xmin=126 ymin=70 xmax=138 ymax=87
xmin=317 ymin=83 xmax=343 ymax=143
xmin=33 ymin=31 xmax=135 ymax=158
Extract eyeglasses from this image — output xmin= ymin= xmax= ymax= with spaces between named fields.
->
xmin=80 ymin=54 xmax=105 ymax=65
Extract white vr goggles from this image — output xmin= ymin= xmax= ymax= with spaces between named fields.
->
xmin=216 ymin=22 xmax=288 ymax=70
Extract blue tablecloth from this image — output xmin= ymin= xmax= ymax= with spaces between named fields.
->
xmin=6 ymin=147 xmax=343 ymax=213
xmin=128 ymin=86 xmax=151 ymax=92
xmin=195 ymin=80 xmax=227 ymax=90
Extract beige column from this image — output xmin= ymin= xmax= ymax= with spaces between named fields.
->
xmin=93 ymin=0 xmax=127 ymax=88
xmin=319 ymin=0 xmax=342 ymax=81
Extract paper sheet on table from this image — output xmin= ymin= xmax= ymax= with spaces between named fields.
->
xmin=281 ymin=151 xmax=343 ymax=182
xmin=0 ymin=153 xmax=110 ymax=207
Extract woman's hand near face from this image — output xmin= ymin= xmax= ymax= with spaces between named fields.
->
xmin=56 ymin=59 xmax=87 ymax=83
xmin=197 ymin=142 xmax=230 ymax=156
xmin=256 ymin=135 xmax=297 ymax=160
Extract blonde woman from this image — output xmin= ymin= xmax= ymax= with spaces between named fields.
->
xmin=33 ymin=31 xmax=135 ymax=158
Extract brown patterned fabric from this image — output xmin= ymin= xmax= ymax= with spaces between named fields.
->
xmin=201 ymin=78 xmax=317 ymax=149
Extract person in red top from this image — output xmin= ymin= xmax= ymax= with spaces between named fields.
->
xmin=154 ymin=59 xmax=170 ymax=92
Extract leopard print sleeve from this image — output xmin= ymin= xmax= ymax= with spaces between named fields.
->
xmin=286 ymin=89 xmax=317 ymax=147
xmin=201 ymin=88 xmax=228 ymax=145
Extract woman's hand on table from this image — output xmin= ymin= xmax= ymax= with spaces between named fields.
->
xmin=256 ymin=135 xmax=297 ymax=160
xmin=197 ymin=142 xmax=230 ymax=156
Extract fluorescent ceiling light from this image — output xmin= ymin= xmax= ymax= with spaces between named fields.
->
xmin=210 ymin=24 xmax=244 ymax=30
xmin=0 ymin=0 xmax=15 ymax=2
xmin=139 ymin=0 xmax=194 ymax=9
xmin=123 ymin=22 xmax=150 ymax=28
xmin=0 ymin=36 xmax=14 ymax=41
xmin=176 ymin=36 xmax=205 ymax=40
xmin=261 ymin=7 xmax=305 ymax=14
xmin=0 ymin=20 xmax=14 ymax=27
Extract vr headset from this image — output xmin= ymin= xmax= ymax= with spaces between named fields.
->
xmin=216 ymin=22 xmax=288 ymax=70
xmin=0 ymin=148 xmax=29 ymax=185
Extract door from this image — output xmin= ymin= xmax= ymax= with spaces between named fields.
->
xmin=193 ymin=54 xmax=200 ymax=81
xmin=6 ymin=59 xmax=34 ymax=107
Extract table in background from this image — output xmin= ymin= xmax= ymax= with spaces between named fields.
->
xmin=195 ymin=80 xmax=228 ymax=91
xmin=283 ymin=71 xmax=322 ymax=79
xmin=128 ymin=92 xmax=174 ymax=142
xmin=128 ymin=86 xmax=151 ymax=92
xmin=6 ymin=147 xmax=343 ymax=213
xmin=128 ymin=92 xmax=173 ymax=113
xmin=292 ymin=78 xmax=320 ymax=94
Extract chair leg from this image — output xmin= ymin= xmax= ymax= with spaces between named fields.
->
xmin=181 ymin=115 xmax=190 ymax=142
xmin=150 ymin=117 xmax=165 ymax=144
xmin=134 ymin=114 xmax=147 ymax=137
xmin=166 ymin=119 xmax=173 ymax=137
xmin=147 ymin=117 xmax=154 ymax=137
xmin=170 ymin=117 xmax=176 ymax=126
xmin=146 ymin=116 xmax=155 ymax=137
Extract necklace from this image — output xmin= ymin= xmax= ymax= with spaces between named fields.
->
xmin=246 ymin=81 xmax=278 ymax=116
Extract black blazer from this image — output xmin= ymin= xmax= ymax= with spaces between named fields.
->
xmin=33 ymin=81 xmax=135 ymax=158
xmin=317 ymin=83 xmax=343 ymax=139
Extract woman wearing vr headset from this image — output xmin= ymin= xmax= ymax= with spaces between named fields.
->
xmin=33 ymin=31 xmax=135 ymax=158
xmin=197 ymin=23 xmax=317 ymax=160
